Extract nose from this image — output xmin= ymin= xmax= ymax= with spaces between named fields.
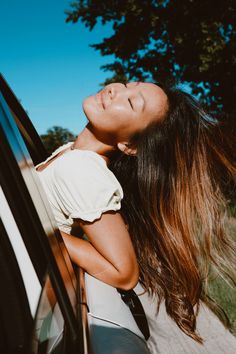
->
xmin=106 ymin=83 xmax=127 ymax=100
xmin=107 ymin=85 xmax=114 ymax=99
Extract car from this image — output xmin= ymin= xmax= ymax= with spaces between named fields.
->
xmin=0 ymin=74 xmax=150 ymax=354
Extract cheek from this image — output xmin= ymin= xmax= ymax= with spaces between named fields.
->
xmin=105 ymin=104 xmax=131 ymax=125
xmin=82 ymin=98 xmax=137 ymax=142
xmin=82 ymin=96 xmax=97 ymax=119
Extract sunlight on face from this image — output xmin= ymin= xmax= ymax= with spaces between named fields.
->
xmin=83 ymin=82 xmax=168 ymax=144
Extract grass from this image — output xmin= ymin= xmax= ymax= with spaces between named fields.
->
xmin=207 ymin=217 xmax=236 ymax=335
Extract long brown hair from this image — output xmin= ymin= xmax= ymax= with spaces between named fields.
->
xmin=109 ymin=85 xmax=236 ymax=342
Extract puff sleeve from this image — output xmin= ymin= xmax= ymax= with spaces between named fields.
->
xmin=52 ymin=150 xmax=123 ymax=227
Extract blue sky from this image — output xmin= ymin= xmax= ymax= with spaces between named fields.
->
xmin=0 ymin=0 xmax=114 ymax=135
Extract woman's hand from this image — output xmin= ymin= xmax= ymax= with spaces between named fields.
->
xmin=60 ymin=211 xmax=139 ymax=290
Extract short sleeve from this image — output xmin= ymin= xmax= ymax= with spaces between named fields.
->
xmin=53 ymin=150 xmax=123 ymax=223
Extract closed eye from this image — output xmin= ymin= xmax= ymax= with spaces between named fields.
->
xmin=128 ymin=98 xmax=133 ymax=109
xmin=123 ymin=83 xmax=134 ymax=110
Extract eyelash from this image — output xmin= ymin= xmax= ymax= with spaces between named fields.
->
xmin=124 ymin=83 xmax=133 ymax=109
xmin=128 ymin=98 xmax=133 ymax=109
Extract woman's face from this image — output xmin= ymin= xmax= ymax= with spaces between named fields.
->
xmin=83 ymin=82 xmax=168 ymax=144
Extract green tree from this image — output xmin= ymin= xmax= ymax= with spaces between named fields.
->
xmin=40 ymin=126 xmax=76 ymax=155
xmin=65 ymin=0 xmax=236 ymax=118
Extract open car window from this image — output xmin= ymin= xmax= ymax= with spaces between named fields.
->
xmin=0 ymin=74 xmax=87 ymax=354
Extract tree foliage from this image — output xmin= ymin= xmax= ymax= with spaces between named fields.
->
xmin=65 ymin=0 xmax=236 ymax=117
xmin=40 ymin=126 xmax=76 ymax=155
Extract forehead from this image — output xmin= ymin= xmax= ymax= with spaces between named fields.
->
xmin=129 ymin=82 xmax=168 ymax=121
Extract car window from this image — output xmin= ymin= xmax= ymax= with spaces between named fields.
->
xmin=0 ymin=82 xmax=77 ymax=314
xmin=32 ymin=276 xmax=65 ymax=354
xmin=0 ymin=78 xmax=87 ymax=354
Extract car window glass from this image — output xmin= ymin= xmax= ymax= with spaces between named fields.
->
xmin=32 ymin=276 xmax=65 ymax=354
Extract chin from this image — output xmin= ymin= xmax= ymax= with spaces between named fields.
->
xmin=83 ymin=96 xmax=101 ymax=127
xmin=83 ymin=95 xmax=92 ymax=108
xmin=83 ymin=96 xmax=93 ymax=117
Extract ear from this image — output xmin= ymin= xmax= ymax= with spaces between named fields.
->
xmin=117 ymin=142 xmax=137 ymax=156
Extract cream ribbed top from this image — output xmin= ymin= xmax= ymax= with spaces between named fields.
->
xmin=35 ymin=142 xmax=123 ymax=234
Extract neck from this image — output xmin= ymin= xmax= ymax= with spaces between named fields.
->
xmin=73 ymin=124 xmax=115 ymax=163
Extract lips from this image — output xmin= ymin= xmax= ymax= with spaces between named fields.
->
xmin=101 ymin=91 xmax=106 ymax=109
xmin=95 ymin=90 xmax=105 ymax=110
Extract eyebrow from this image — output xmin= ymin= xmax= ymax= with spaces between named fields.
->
xmin=139 ymin=91 xmax=145 ymax=112
xmin=134 ymin=82 xmax=145 ymax=110
xmin=128 ymin=81 xmax=145 ymax=111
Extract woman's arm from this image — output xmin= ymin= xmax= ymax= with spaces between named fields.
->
xmin=60 ymin=211 xmax=139 ymax=290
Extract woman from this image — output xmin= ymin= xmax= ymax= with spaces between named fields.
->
xmin=35 ymin=81 xmax=236 ymax=352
